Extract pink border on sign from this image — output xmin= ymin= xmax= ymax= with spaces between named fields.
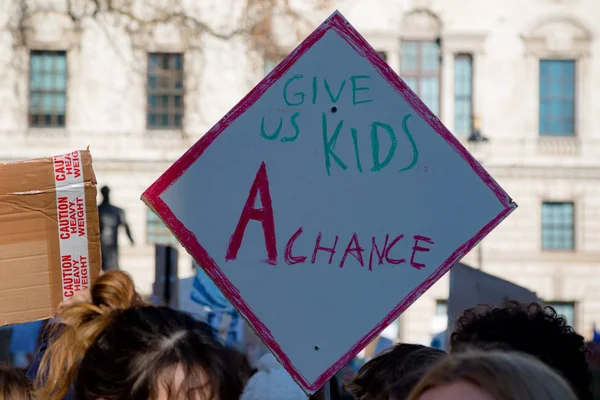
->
xmin=142 ymin=11 xmax=516 ymax=394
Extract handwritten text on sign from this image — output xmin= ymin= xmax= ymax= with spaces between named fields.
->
xmin=226 ymin=74 xmax=433 ymax=271
xmin=259 ymin=75 xmax=419 ymax=175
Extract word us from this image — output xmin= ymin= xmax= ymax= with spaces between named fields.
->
xmin=259 ymin=75 xmax=419 ymax=176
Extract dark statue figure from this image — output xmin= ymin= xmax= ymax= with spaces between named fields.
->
xmin=98 ymin=186 xmax=134 ymax=271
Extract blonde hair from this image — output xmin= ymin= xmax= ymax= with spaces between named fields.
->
xmin=36 ymin=271 xmax=144 ymax=400
xmin=407 ymin=351 xmax=577 ymax=400
xmin=0 ymin=363 xmax=35 ymax=400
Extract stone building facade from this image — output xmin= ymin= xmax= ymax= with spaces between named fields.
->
xmin=0 ymin=0 xmax=598 ymax=343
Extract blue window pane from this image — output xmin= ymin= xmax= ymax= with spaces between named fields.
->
xmin=454 ymin=55 xmax=473 ymax=136
xmin=42 ymin=52 xmax=53 ymax=69
xmin=148 ymin=55 xmax=159 ymax=72
xmin=401 ymin=41 xmax=441 ymax=117
xmin=42 ymin=73 xmax=53 ymax=90
xmin=29 ymin=51 xmax=67 ymax=127
xmin=173 ymin=54 xmax=182 ymax=69
xmin=30 ymin=72 xmax=42 ymax=90
xmin=31 ymin=54 xmax=43 ymax=71
xmin=42 ymin=94 xmax=53 ymax=113
xmin=539 ymin=60 xmax=575 ymax=136
xmin=421 ymin=77 xmax=439 ymax=115
xmin=56 ymin=94 xmax=66 ymax=113
xmin=55 ymin=73 xmax=66 ymax=90
xmin=401 ymin=42 xmax=418 ymax=72
xmin=147 ymin=53 xmax=184 ymax=129
xmin=541 ymin=202 xmax=574 ymax=250
xmin=421 ymin=42 xmax=440 ymax=72
xmin=404 ymin=77 xmax=418 ymax=92
xmin=55 ymin=55 xmax=66 ymax=73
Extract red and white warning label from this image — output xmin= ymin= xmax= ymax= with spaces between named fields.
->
xmin=53 ymin=151 xmax=90 ymax=300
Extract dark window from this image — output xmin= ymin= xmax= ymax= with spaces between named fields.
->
xmin=29 ymin=51 xmax=67 ymax=128
xmin=401 ymin=41 xmax=441 ymax=116
xmin=146 ymin=209 xmax=178 ymax=245
xmin=542 ymin=202 xmax=574 ymax=250
xmin=539 ymin=60 xmax=575 ymax=136
xmin=454 ymin=54 xmax=473 ymax=136
xmin=547 ymin=301 xmax=576 ymax=327
xmin=147 ymin=53 xmax=184 ymax=129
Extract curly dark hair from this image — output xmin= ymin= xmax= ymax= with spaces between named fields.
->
xmin=346 ymin=344 xmax=445 ymax=400
xmin=450 ymin=301 xmax=592 ymax=400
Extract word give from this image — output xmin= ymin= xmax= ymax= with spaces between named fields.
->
xmin=260 ymin=74 xmax=419 ymax=175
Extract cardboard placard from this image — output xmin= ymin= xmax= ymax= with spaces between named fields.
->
xmin=0 ymin=150 xmax=102 ymax=325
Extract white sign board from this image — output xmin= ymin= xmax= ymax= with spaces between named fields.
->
xmin=448 ymin=263 xmax=540 ymax=331
xmin=142 ymin=11 xmax=516 ymax=393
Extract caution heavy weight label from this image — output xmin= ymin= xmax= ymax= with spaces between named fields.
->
xmin=53 ymin=151 xmax=91 ymax=300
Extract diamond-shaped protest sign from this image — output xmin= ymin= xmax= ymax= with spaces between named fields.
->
xmin=142 ymin=11 xmax=516 ymax=394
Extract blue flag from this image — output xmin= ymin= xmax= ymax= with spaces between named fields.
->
xmin=190 ymin=265 xmax=243 ymax=347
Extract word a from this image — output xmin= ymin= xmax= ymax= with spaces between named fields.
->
xmin=225 ymin=162 xmax=435 ymax=271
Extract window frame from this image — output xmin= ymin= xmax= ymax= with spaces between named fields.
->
xmin=28 ymin=50 xmax=68 ymax=128
xmin=400 ymin=39 xmax=442 ymax=116
xmin=453 ymin=53 xmax=473 ymax=137
xmin=541 ymin=201 xmax=575 ymax=251
xmin=146 ymin=52 xmax=185 ymax=130
xmin=538 ymin=59 xmax=577 ymax=137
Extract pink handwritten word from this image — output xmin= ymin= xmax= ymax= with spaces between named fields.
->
xmin=226 ymin=162 xmax=435 ymax=271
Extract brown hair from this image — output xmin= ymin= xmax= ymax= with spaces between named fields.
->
xmin=407 ymin=351 xmax=578 ymax=400
xmin=347 ymin=344 xmax=445 ymax=400
xmin=36 ymin=270 xmax=144 ymax=400
xmin=0 ymin=363 xmax=34 ymax=400
xmin=75 ymin=306 xmax=243 ymax=399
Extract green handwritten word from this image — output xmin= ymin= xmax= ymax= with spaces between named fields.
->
xmin=282 ymin=75 xmax=373 ymax=106
xmin=322 ymin=113 xmax=418 ymax=176
xmin=261 ymin=112 xmax=301 ymax=142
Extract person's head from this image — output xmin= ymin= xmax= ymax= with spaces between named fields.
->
xmin=450 ymin=301 xmax=591 ymax=400
xmin=347 ymin=344 xmax=445 ymax=400
xmin=100 ymin=185 xmax=110 ymax=201
xmin=38 ymin=270 xmax=243 ymax=399
xmin=0 ymin=363 xmax=34 ymax=400
xmin=76 ymin=306 xmax=243 ymax=400
xmin=406 ymin=351 xmax=577 ymax=400
xmin=38 ymin=270 xmax=145 ymax=399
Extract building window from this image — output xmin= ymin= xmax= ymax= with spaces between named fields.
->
xmin=542 ymin=202 xmax=574 ymax=250
xmin=146 ymin=209 xmax=178 ymax=245
xmin=376 ymin=51 xmax=388 ymax=62
xmin=547 ymin=301 xmax=576 ymax=327
xmin=29 ymin=51 xmax=67 ymax=128
xmin=401 ymin=40 xmax=441 ymax=116
xmin=454 ymin=54 xmax=473 ymax=136
xmin=539 ymin=60 xmax=575 ymax=136
xmin=147 ymin=53 xmax=184 ymax=129
xmin=435 ymin=299 xmax=448 ymax=316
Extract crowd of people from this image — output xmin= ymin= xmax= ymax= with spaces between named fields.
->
xmin=0 ymin=271 xmax=597 ymax=399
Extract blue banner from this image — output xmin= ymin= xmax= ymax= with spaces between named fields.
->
xmin=190 ymin=265 xmax=243 ymax=347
